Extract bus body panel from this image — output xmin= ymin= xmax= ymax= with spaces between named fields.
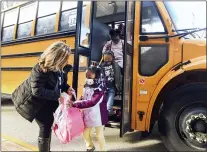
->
xmin=145 ymin=56 xmax=206 ymax=131
xmin=1 ymin=36 xmax=87 ymax=98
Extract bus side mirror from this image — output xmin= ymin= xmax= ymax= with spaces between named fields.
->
xmin=139 ymin=35 xmax=149 ymax=41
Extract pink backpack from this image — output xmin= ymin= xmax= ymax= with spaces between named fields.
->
xmin=53 ymin=93 xmax=85 ymax=144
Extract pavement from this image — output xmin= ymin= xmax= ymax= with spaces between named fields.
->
xmin=1 ymin=101 xmax=168 ymax=151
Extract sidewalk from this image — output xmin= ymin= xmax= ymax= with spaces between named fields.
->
xmin=1 ymin=135 xmax=38 ymax=151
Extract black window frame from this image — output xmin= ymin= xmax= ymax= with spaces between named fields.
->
xmin=138 ymin=44 xmax=169 ymax=76
xmin=140 ymin=1 xmax=168 ymax=35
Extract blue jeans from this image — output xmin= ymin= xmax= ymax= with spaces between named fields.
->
xmin=106 ymin=88 xmax=115 ymax=115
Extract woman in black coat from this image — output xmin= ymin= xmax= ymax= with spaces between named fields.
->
xmin=11 ymin=42 xmax=73 ymax=152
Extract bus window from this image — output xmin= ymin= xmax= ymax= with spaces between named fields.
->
xmin=139 ymin=45 xmax=168 ymax=76
xmin=80 ymin=1 xmax=91 ymax=48
xmin=59 ymin=1 xmax=77 ymax=31
xmin=2 ymin=8 xmax=18 ymax=41
xmin=37 ymin=1 xmax=60 ymax=18
xmin=17 ymin=2 xmax=37 ymax=38
xmin=62 ymin=1 xmax=77 ymax=11
xmin=36 ymin=1 xmax=60 ymax=35
xmin=141 ymin=1 xmax=165 ymax=34
xmin=96 ymin=1 xmax=125 ymax=18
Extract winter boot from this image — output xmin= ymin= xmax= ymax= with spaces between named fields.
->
xmin=38 ymin=137 xmax=51 ymax=152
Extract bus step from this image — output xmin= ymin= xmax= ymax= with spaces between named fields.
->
xmin=105 ymin=121 xmax=120 ymax=128
xmin=113 ymin=105 xmax=121 ymax=109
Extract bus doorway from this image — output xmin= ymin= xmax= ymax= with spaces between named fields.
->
xmin=74 ymin=1 xmax=135 ymax=137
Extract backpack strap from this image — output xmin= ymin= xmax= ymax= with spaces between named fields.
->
xmin=121 ymin=40 xmax=124 ymax=50
xmin=110 ymin=40 xmax=113 ymax=51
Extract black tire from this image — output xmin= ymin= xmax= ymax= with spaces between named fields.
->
xmin=158 ymin=83 xmax=207 ymax=151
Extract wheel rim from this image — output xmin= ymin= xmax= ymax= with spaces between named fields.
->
xmin=176 ymin=102 xmax=207 ymax=151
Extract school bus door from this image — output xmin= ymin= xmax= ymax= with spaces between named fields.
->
xmin=132 ymin=1 xmax=175 ymax=131
xmin=73 ymin=1 xmax=92 ymax=93
xmin=120 ymin=1 xmax=135 ymax=137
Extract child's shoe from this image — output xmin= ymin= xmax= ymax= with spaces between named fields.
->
xmin=86 ymin=146 xmax=95 ymax=152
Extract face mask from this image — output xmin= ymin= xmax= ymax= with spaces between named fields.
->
xmin=105 ymin=61 xmax=112 ymax=65
xmin=86 ymin=79 xmax=94 ymax=85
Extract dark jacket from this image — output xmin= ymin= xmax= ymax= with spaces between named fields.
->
xmin=11 ymin=64 xmax=70 ymax=122
xmin=100 ymin=61 xmax=122 ymax=92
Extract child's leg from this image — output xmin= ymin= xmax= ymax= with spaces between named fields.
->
xmin=83 ymin=127 xmax=94 ymax=150
xmin=106 ymin=88 xmax=115 ymax=116
xmin=95 ymin=126 xmax=107 ymax=151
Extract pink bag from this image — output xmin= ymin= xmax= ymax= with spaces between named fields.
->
xmin=53 ymin=93 xmax=85 ymax=144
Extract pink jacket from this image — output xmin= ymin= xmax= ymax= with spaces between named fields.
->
xmin=72 ymin=88 xmax=108 ymax=127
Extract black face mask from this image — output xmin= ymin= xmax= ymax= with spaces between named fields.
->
xmin=105 ymin=61 xmax=112 ymax=65
xmin=111 ymin=36 xmax=120 ymax=43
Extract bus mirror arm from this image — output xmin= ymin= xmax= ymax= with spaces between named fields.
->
xmin=139 ymin=28 xmax=206 ymax=42
xmin=139 ymin=35 xmax=169 ymax=42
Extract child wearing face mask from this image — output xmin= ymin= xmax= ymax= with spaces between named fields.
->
xmin=70 ymin=66 xmax=108 ymax=152
xmin=100 ymin=50 xmax=122 ymax=116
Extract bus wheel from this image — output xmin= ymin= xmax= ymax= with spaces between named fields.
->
xmin=159 ymin=90 xmax=207 ymax=151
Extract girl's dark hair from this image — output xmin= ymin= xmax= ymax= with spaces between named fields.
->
xmin=86 ymin=66 xmax=101 ymax=79
xmin=109 ymin=29 xmax=121 ymax=37
xmin=103 ymin=50 xmax=114 ymax=57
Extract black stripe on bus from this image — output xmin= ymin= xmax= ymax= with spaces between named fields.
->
xmin=1 ymin=49 xmax=75 ymax=58
xmin=1 ymin=66 xmax=87 ymax=72
xmin=1 ymin=31 xmax=76 ymax=47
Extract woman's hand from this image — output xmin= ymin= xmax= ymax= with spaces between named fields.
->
xmin=67 ymin=87 xmax=75 ymax=94
xmin=66 ymin=100 xmax=73 ymax=108
xmin=67 ymin=87 xmax=76 ymax=100
xmin=58 ymin=96 xmax=64 ymax=103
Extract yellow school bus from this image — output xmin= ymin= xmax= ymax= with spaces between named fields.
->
xmin=1 ymin=1 xmax=206 ymax=151
xmin=1 ymin=1 xmax=87 ymax=98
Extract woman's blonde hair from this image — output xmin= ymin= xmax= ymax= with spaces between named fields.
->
xmin=39 ymin=41 xmax=71 ymax=72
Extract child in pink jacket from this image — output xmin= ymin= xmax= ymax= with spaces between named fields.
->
xmin=69 ymin=66 xmax=108 ymax=152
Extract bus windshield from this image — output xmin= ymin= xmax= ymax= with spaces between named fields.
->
xmin=164 ymin=1 xmax=206 ymax=39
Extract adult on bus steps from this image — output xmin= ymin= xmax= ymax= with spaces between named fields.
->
xmin=102 ymin=29 xmax=124 ymax=75
xmin=11 ymin=42 xmax=73 ymax=152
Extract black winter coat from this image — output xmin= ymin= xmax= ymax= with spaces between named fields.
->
xmin=11 ymin=64 xmax=71 ymax=122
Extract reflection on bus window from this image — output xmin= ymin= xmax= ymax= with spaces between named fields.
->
xmin=60 ymin=1 xmax=77 ymax=32
xmin=2 ymin=9 xmax=18 ymax=41
xmin=36 ymin=15 xmax=56 ymax=35
xmin=96 ymin=1 xmax=125 ymax=17
xmin=80 ymin=1 xmax=91 ymax=48
xmin=2 ymin=26 xmax=14 ymax=41
xmin=140 ymin=45 xmax=168 ymax=76
xmin=3 ymin=9 xmax=18 ymax=27
xmin=62 ymin=1 xmax=77 ymax=11
xmin=164 ymin=1 xmax=206 ymax=39
xmin=36 ymin=1 xmax=60 ymax=35
xmin=141 ymin=2 xmax=165 ymax=34
xmin=126 ymin=2 xmax=134 ymax=46
xmin=17 ymin=2 xmax=36 ymax=38
xmin=17 ymin=22 xmax=33 ymax=38
xmin=19 ymin=3 xmax=36 ymax=23
xmin=38 ymin=1 xmax=60 ymax=17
